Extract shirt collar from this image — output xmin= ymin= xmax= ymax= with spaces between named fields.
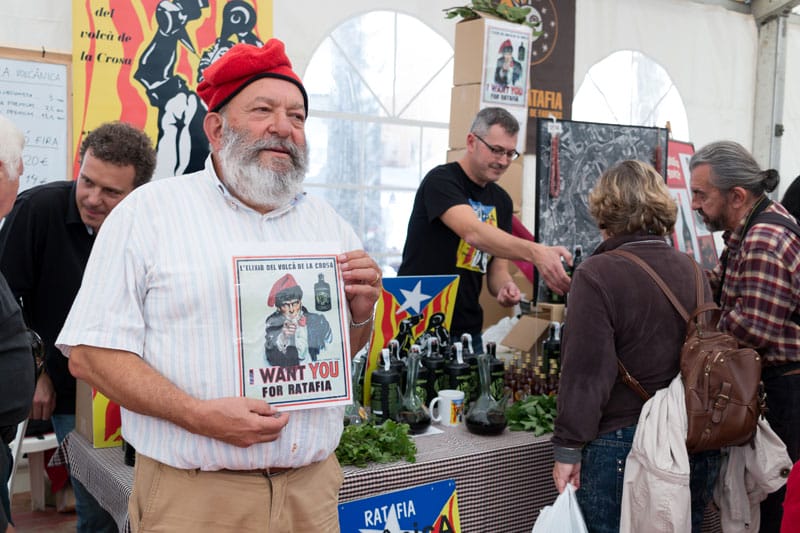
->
xmin=66 ymin=181 xmax=95 ymax=236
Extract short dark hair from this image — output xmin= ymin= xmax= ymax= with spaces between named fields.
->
xmin=79 ymin=122 xmax=157 ymax=187
xmin=469 ymin=107 xmax=519 ymax=137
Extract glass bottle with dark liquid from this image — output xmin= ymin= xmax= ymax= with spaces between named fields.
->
xmin=465 ymin=353 xmax=508 ymax=435
xmin=397 ymin=346 xmax=431 ymax=434
xmin=314 ymin=272 xmax=332 ymax=312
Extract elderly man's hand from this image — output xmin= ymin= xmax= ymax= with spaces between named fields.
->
xmin=191 ymin=397 xmax=290 ymax=447
xmin=338 ymin=250 xmax=381 ymax=324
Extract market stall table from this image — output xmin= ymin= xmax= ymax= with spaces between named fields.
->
xmin=52 ymin=427 xmax=721 ymax=532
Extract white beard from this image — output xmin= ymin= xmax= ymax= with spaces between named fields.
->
xmin=217 ymin=121 xmax=308 ymax=210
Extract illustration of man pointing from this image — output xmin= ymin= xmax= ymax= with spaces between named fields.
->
xmin=264 ymin=273 xmax=332 ymax=367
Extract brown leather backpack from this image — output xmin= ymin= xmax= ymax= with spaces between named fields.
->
xmin=611 ymin=249 xmax=762 ymax=453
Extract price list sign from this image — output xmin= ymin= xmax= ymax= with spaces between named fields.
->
xmin=0 ymin=56 xmax=69 ymax=192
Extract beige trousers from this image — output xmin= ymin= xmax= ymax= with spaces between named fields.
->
xmin=129 ymin=453 xmax=343 ymax=533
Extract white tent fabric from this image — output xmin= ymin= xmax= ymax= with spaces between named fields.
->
xmin=1 ymin=0 xmax=799 ymax=195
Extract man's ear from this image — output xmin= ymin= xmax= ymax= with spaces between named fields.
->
xmin=728 ymin=186 xmax=750 ymax=209
xmin=203 ymin=112 xmax=225 ymax=152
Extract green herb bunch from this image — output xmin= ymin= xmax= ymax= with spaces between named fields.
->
xmin=505 ymin=394 xmax=558 ymax=436
xmin=336 ymin=420 xmax=418 ymax=467
xmin=444 ymin=1 xmax=538 ymax=28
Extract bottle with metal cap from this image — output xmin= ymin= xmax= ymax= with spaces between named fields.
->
xmin=444 ymin=341 xmax=472 ymax=401
xmin=422 ymin=337 xmax=446 ymax=402
xmin=460 ymin=333 xmax=480 ymax=402
xmin=484 ymin=342 xmax=507 ymax=403
xmin=387 ymin=339 xmax=407 ymax=392
xmin=369 ymin=348 xmax=401 ymax=423
xmin=543 ymin=322 xmax=562 ymax=394
xmin=409 ymin=344 xmax=430 ymax=406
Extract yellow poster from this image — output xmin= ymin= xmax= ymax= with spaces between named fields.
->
xmin=72 ymin=1 xmax=273 ymax=179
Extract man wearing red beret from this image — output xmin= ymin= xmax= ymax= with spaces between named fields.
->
xmin=264 ymin=273 xmax=332 ymax=367
xmin=57 ymin=38 xmax=381 ymax=532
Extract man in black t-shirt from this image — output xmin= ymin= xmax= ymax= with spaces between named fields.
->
xmin=399 ymin=107 xmax=571 ymax=351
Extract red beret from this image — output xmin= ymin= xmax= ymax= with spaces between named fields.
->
xmin=268 ymin=273 xmax=302 ymax=307
xmin=197 ymin=38 xmax=308 ymax=113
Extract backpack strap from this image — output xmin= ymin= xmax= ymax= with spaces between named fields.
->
xmin=716 ymin=196 xmax=772 ymax=304
xmin=616 ymin=358 xmax=651 ymax=401
xmin=738 ymin=208 xmax=800 ymax=326
xmin=753 ymin=212 xmax=800 ymax=238
xmin=607 ymin=248 xmax=704 ymax=401
xmin=608 ymin=248 xmax=697 ymax=322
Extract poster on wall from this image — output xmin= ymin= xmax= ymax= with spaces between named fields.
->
xmin=495 ymin=0 xmax=576 ymax=152
xmin=231 ymin=249 xmax=352 ymax=411
xmin=476 ymin=18 xmax=531 ymax=155
xmin=482 ymin=22 xmax=529 ymax=107
xmin=534 ymin=118 xmax=668 ymax=302
xmin=667 ymin=140 xmax=719 ymax=269
xmin=338 ymin=479 xmax=461 ymax=533
xmin=72 ymin=1 xmax=273 ymax=179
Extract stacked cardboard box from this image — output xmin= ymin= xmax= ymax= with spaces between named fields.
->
xmin=449 ymin=14 xmax=533 ymax=331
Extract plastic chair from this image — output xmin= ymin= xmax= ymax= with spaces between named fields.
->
xmin=7 ymin=419 xmax=59 ymax=510
xmin=6 ymin=418 xmax=27 ymax=496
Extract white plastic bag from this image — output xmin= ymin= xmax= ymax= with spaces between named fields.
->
xmin=531 ymin=484 xmax=589 ymax=533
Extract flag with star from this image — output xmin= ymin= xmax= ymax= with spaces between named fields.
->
xmin=363 ymin=275 xmax=460 ymax=404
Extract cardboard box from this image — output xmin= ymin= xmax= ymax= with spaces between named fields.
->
xmin=75 ymin=379 xmax=122 ymax=448
xmin=538 ymin=303 xmax=565 ymax=323
xmin=502 ymin=315 xmax=552 ymax=354
xmin=449 ymin=84 xmax=481 ymax=149
xmin=500 ymin=161 xmax=523 ymax=212
xmin=479 ymin=281 xmax=514 ymax=330
xmin=453 ymin=17 xmax=489 ymax=86
xmin=479 ymin=263 xmax=532 ymax=330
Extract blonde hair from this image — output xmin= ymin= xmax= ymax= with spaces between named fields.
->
xmin=588 ymin=160 xmax=677 ymax=237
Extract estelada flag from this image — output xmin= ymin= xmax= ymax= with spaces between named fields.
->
xmin=363 ymin=275 xmax=459 ymax=404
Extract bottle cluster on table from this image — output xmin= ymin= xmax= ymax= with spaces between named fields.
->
xmin=503 ymin=321 xmax=562 ymax=402
xmin=349 ymin=332 xmax=510 ymax=434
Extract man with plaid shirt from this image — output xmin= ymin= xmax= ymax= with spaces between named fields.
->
xmin=690 ymin=140 xmax=800 ymax=532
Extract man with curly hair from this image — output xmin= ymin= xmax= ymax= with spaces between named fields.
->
xmin=0 ymin=121 xmax=156 ymax=533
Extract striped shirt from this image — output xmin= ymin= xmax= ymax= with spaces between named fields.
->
xmin=57 ymin=158 xmax=361 ymax=470
xmin=709 ymin=202 xmax=800 ymax=364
